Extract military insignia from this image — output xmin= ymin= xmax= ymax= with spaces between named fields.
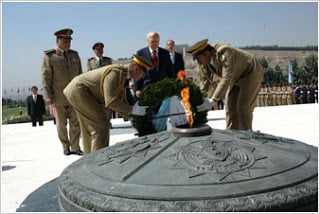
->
xmin=44 ymin=49 xmax=56 ymax=55
xmin=219 ymin=54 xmax=226 ymax=62
xmin=56 ymin=50 xmax=61 ymax=55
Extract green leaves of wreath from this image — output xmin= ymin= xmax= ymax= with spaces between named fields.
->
xmin=132 ymin=78 xmax=208 ymax=136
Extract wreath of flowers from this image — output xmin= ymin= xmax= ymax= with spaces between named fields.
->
xmin=132 ymin=71 xmax=208 ymax=136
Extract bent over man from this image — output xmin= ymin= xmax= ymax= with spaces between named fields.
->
xmin=64 ymin=55 xmax=152 ymax=154
xmin=186 ymin=39 xmax=263 ymax=130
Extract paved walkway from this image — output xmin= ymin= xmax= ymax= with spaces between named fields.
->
xmin=1 ymin=104 xmax=319 ymax=212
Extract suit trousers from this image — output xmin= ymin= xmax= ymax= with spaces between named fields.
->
xmin=31 ymin=115 xmax=43 ymax=126
xmin=55 ymin=105 xmax=81 ymax=152
xmin=225 ymin=70 xmax=263 ymax=130
xmin=63 ymin=81 xmax=110 ymax=154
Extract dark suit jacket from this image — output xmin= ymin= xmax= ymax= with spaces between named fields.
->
xmin=27 ymin=94 xmax=46 ymax=116
xmin=134 ymin=47 xmax=173 ymax=91
xmin=171 ymin=52 xmax=185 ymax=78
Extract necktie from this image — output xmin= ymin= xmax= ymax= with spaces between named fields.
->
xmin=64 ymin=51 xmax=69 ymax=61
xmin=33 ymin=95 xmax=37 ymax=103
xmin=151 ymin=50 xmax=158 ymax=70
xmin=99 ymin=57 xmax=102 ymax=66
xmin=170 ymin=53 xmax=175 ymax=64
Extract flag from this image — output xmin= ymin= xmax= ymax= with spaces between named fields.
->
xmin=288 ymin=61 xmax=293 ymax=84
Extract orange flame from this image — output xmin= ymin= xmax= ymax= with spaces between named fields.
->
xmin=177 ymin=70 xmax=194 ymax=127
xmin=176 ymin=70 xmax=186 ymax=79
xmin=176 ymin=70 xmax=187 ymax=85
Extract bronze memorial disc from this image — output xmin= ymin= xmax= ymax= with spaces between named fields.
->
xmin=58 ymin=125 xmax=318 ymax=211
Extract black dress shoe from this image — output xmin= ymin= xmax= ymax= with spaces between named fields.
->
xmin=64 ymin=148 xmax=71 ymax=155
xmin=72 ymin=149 xmax=84 ymax=156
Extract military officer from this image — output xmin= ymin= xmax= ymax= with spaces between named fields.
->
xmin=270 ymin=84 xmax=276 ymax=106
xmin=276 ymin=83 xmax=282 ymax=106
xmin=186 ymin=39 xmax=263 ymax=130
xmin=64 ymin=55 xmax=152 ymax=154
xmin=281 ymin=83 xmax=287 ymax=105
xmin=87 ymin=42 xmax=114 ymax=127
xmin=264 ymin=85 xmax=270 ymax=107
xmin=41 ymin=28 xmax=83 ymax=156
xmin=286 ymin=83 xmax=294 ymax=105
xmin=87 ymin=42 xmax=112 ymax=71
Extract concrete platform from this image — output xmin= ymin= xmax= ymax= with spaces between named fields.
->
xmin=1 ymin=104 xmax=319 ymax=212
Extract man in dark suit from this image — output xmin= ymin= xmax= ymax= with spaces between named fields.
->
xmin=27 ymin=86 xmax=46 ymax=127
xmin=166 ymin=39 xmax=185 ymax=78
xmin=134 ymin=32 xmax=173 ymax=97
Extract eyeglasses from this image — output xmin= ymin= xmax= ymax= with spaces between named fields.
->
xmin=95 ymin=48 xmax=103 ymax=50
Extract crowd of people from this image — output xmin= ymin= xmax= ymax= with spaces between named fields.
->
xmin=39 ymin=28 xmax=187 ymax=156
xmin=257 ymin=83 xmax=318 ymax=107
xmin=29 ymin=27 xmax=317 ymax=156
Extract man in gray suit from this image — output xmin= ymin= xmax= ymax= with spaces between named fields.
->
xmin=166 ymin=39 xmax=185 ymax=78
xmin=41 ymin=28 xmax=83 ymax=156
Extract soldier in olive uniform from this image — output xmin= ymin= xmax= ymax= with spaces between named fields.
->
xmin=286 ymin=84 xmax=294 ymax=105
xmin=276 ymin=83 xmax=282 ymax=106
xmin=197 ymin=63 xmax=221 ymax=110
xmin=87 ymin=42 xmax=112 ymax=71
xmin=186 ymin=39 xmax=263 ymax=130
xmin=270 ymin=84 xmax=277 ymax=106
xmin=264 ymin=85 xmax=270 ymax=107
xmin=41 ymin=28 xmax=83 ymax=156
xmin=281 ymin=83 xmax=288 ymax=105
xmin=87 ymin=42 xmax=114 ymax=127
xmin=64 ymin=55 xmax=152 ymax=154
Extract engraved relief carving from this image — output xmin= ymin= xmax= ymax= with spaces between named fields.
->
xmin=168 ymin=137 xmax=267 ymax=181
xmin=97 ymin=133 xmax=170 ymax=166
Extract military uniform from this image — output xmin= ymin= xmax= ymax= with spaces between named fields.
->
xmin=41 ymin=28 xmax=82 ymax=155
xmin=287 ymin=84 xmax=294 ymax=105
xmin=87 ymin=56 xmax=112 ymax=71
xmin=270 ymin=85 xmax=277 ymax=106
xmin=187 ymin=40 xmax=263 ymax=130
xmin=63 ymin=55 xmax=152 ymax=154
xmin=281 ymin=84 xmax=287 ymax=105
xmin=198 ymin=63 xmax=220 ymax=110
xmin=264 ymin=85 xmax=270 ymax=107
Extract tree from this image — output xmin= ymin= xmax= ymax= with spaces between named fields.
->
xmin=293 ymin=54 xmax=318 ymax=84
xmin=258 ymin=57 xmax=269 ymax=69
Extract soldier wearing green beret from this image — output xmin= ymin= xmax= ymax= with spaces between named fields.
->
xmin=41 ymin=28 xmax=83 ymax=156
xmin=63 ymin=55 xmax=152 ymax=154
xmin=186 ymin=39 xmax=263 ymax=130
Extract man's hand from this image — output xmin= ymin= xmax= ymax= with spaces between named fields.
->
xmin=131 ymin=101 xmax=148 ymax=116
xmin=196 ymin=98 xmax=214 ymax=112
xmin=135 ymin=90 xmax=141 ymax=98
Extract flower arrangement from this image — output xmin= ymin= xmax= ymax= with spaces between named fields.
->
xmin=132 ymin=71 xmax=208 ymax=136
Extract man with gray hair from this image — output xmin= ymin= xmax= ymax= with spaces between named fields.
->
xmin=134 ymin=31 xmax=173 ymax=97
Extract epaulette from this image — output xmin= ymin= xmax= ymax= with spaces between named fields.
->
xmin=103 ymin=56 xmax=111 ymax=60
xmin=44 ymin=49 xmax=56 ymax=55
xmin=68 ymin=49 xmax=78 ymax=54
xmin=88 ymin=57 xmax=96 ymax=61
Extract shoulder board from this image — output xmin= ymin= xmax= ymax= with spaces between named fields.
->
xmin=44 ymin=49 xmax=56 ymax=55
xmin=88 ymin=57 xmax=95 ymax=61
xmin=68 ymin=49 xmax=78 ymax=54
xmin=103 ymin=57 xmax=111 ymax=60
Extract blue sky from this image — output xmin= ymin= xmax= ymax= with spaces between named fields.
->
xmin=1 ymin=1 xmax=318 ymax=94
